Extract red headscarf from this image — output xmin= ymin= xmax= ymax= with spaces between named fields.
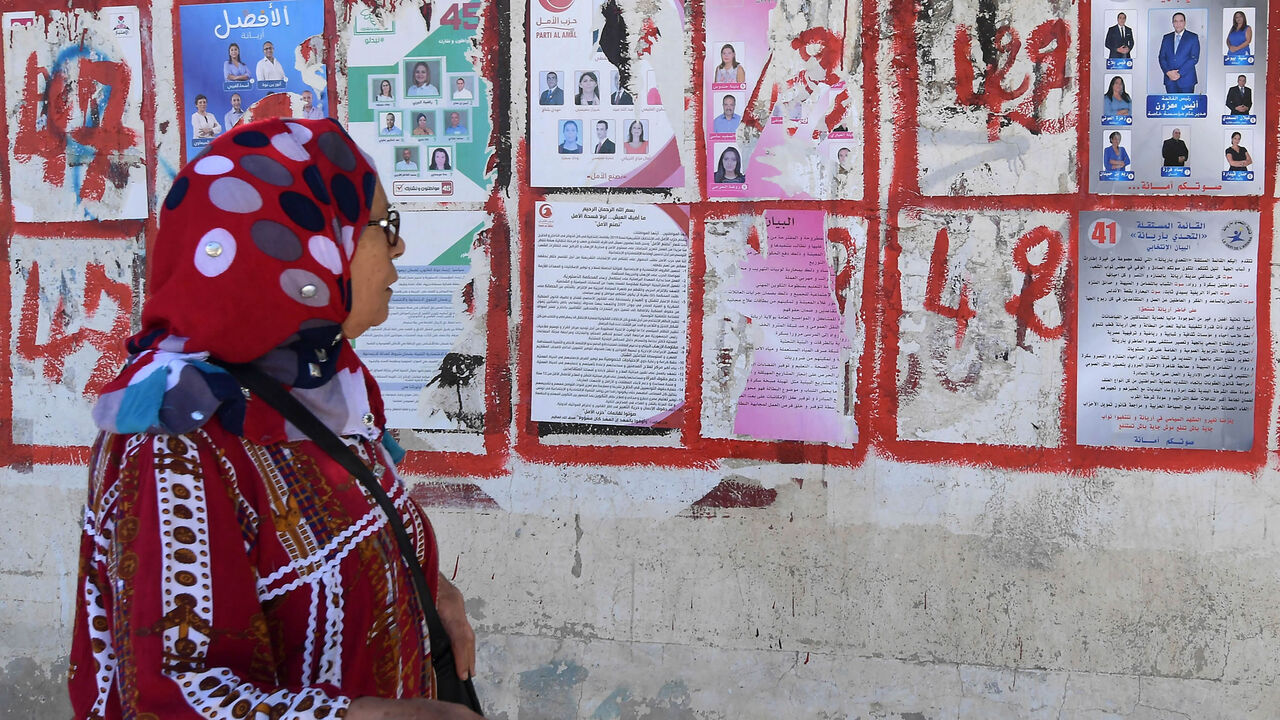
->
xmin=94 ymin=118 xmax=388 ymax=444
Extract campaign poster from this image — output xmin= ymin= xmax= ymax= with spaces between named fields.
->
xmin=355 ymin=211 xmax=489 ymax=432
xmin=532 ymin=202 xmax=689 ymax=425
xmin=3 ymin=7 xmax=147 ymax=221
xmin=1090 ymin=0 xmax=1265 ymax=195
xmin=529 ymin=0 xmax=685 ymax=189
xmin=1077 ymin=211 xmax=1259 ymax=450
xmin=177 ymin=0 xmax=328 ymax=161
xmin=347 ymin=3 xmax=493 ymax=203
xmin=703 ymin=0 xmax=860 ymax=200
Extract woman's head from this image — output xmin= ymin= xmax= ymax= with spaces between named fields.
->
xmin=416 ymin=113 xmax=429 ymax=129
xmin=431 ymin=148 xmax=450 ymax=169
xmin=195 ymin=94 xmax=208 ymax=111
xmin=1232 ymin=131 xmax=1242 ymax=143
xmin=720 ymin=44 xmax=737 ymax=68
xmin=380 ymin=79 xmax=393 ymax=96
xmin=413 ymin=61 xmax=430 ymax=86
xmin=1109 ymin=131 xmax=1121 ymax=144
xmin=1233 ymin=11 xmax=1247 ymax=29
xmin=228 ymin=43 xmax=241 ymax=62
xmin=718 ymin=146 xmax=741 ymax=175
xmin=145 ymin=118 xmax=385 ymax=361
xmin=563 ymin=120 xmax=579 ymax=143
xmin=1109 ymin=76 xmax=1125 ymax=96
xmin=628 ymin=120 xmax=645 ymax=142
xmin=578 ymin=72 xmax=598 ymax=98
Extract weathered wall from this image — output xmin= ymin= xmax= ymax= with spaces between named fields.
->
xmin=2 ymin=0 xmax=1279 ymax=719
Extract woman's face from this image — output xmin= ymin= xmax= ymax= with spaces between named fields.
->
xmin=1110 ymin=78 xmax=1122 ymax=96
xmin=343 ymin=183 xmax=403 ymax=339
xmin=196 ymin=97 xmax=207 ymax=112
xmin=838 ymin=148 xmax=850 ymax=165
xmin=630 ymin=122 xmax=642 ymax=140
xmin=417 ymin=115 xmax=428 ymax=129
xmin=230 ymin=45 xmax=240 ymax=61
xmin=434 ymin=149 xmax=448 ymax=165
xmin=1234 ymin=11 xmax=1245 ymax=28
xmin=723 ymin=150 xmax=738 ymax=172
xmin=1232 ymin=133 xmax=1241 ymax=145
xmin=381 ymin=80 xmax=392 ymax=96
xmin=564 ymin=123 xmax=578 ymax=143
xmin=722 ymin=46 xmax=734 ymax=65
xmin=1110 ymin=133 xmax=1120 ymax=147
xmin=580 ymin=74 xmax=597 ymax=94
xmin=414 ymin=65 xmax=429 ymax=85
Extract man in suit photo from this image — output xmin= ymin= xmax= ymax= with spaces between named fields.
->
xmin=593 ymin=120 xmax=615 ymax=154
xmin=1105 ymin=12 xmax=1134 ymax=60
xmin=1161 ymin=128 xmax=1188 ymax=166
xmin=1226 ymin=74 xmax=1252 ymax=114
xmin=540 ymin=72 xmax=564 ymax=105
xmin=1158 ymin=12 xmax=1199 ymax=93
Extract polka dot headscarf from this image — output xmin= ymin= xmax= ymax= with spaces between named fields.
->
xmin=143 ymin=117 xmax=379 ymax=363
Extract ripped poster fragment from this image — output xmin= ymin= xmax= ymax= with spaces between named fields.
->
xmin=702 ymin=210 xmax=861 ymax=445
xmin=177 ymin=0 xmax=327 ymax=161
xmin=529 ymin=0 xmax=685 ymax=188
xmin=704 ymin=0 xmax=860 ymax=200
xmin=3 ymin=7 xmax=147 ymax=221
xmin=356 ymin=211 xmax=489 ymax=432
xmin=1077 ymin=211 xmax=1258 ymax=450
xmin=532 ymin=202 xmax=689 ymax=426
xmin=347 ymin=3 xmax=494 ymax=203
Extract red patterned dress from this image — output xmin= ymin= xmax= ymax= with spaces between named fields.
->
xmin=68 ymin=419 xmax=439 ymax=719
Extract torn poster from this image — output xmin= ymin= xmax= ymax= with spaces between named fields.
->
xmin=3 ymin=7 xmax=147 ymax=221
xmin=177 ymin=0 xmax=327 ymax=161
xmin=1077 ymin=211 xmax=1258 ymax=450
xmin=529 ymin=0 xmax=685 ymax=188
xmin=532 ymin=202 xmax=689 ymax=426
xmin=347 ymin=3 xmax=494 ymax=203
xmin=356 ymin=211 xmax=488 ymax=432
xmin=704 ymin=0 xmax=860 ymax=200
xmin=702 ymin=210 xmax=859 ymax=445
xmin=1089 ymin=0 xmax=1267 ymax=196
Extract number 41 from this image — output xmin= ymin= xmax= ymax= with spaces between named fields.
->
xmin=440 ymin=2 xmax=480 ymax=29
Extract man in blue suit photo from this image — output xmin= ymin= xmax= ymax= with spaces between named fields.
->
xmin=1158 ymin=12 xmax=1199 ymax=93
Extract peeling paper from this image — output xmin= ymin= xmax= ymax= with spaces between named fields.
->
xmin=3 ymin=7 xmax=147 ymax=221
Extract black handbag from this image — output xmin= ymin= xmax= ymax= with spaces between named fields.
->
xmin=216 ymin=361 xmax=484 ymax=715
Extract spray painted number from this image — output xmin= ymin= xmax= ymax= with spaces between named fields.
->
xmin=439 ymin=3 xmax=481 ymax=30
xmin=16 ymin=262 xmax=132 ymax=397
xmin=954 ymin=19 xmax=1073 ymax=141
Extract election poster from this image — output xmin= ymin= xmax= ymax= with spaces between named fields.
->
xmin=1077 ymin=211 xmax=1259 ymax=450
xmin=3 ymin=7 xmax=147 ymax=221
xmin=177 ymin=0 xmax=328 ymax=161
xmin=529 ymin=0 xmax=685 ymax=189
xmin=703 ymin=0 xmax=860 ymax=200
xmin=347 ymin=3 xmax=494 ymax=203
xmin=1090 ymin=0 xmax=1266 ymax=195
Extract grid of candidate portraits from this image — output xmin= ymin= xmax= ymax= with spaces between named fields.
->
xmin=1092 ymin=3 xmax=1265 ymax=193
xmin=536 ymin=69 xmax=659 ymax=158
xmin=369 ymin=57 xmax=480 ymax=178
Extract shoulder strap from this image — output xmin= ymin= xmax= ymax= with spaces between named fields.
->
xmin=214 ymin=363 xmax=450 ymax=659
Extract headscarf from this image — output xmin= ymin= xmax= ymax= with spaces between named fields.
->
xmin=93 ymin=118 xmax=391 ymax=446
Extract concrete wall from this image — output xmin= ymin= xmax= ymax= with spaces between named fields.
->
xmin=2 ymin=0 xmax=1279 ymax=719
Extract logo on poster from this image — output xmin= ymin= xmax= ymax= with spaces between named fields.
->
xmin=114 ymin=15 xmax=131 ymax=36
xmin=537 ymin=202 xmax=554 ymax=227
xmin=539 ymin=0 xmax=574 ymax=12
xmin=1220 ymin=220 xmax=1252 ymax=250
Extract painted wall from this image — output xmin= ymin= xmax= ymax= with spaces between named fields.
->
xmin=2 ymin=0 xmax=1279 ymax=719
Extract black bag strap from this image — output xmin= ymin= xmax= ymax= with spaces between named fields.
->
xmin=215 ymin=361 xmax=480 ymax=712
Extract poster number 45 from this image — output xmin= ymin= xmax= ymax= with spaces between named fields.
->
xmin=440 ymin=3 xmax=480 ymax=30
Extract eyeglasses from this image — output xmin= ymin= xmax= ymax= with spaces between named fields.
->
xmin=366 ymin=208 xmax=401 ymax=249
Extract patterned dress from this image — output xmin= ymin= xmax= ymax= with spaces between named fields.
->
xmin=68 ymin=419 xmax=439 ymax=719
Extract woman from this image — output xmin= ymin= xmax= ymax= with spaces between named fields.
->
xmin=412 ymin=112 xmax=434 ymax=137
xmin=575 ymin=71 xmax=600 ymax=105
xmin=1225 ymin=131 xmax=1253 ymax=169
xmin=1226 ymin=11 xmax=1252 ymax=56
xmin=223 ymin=43 xmax=250 ymax=82
xmin=190 ymin=94 xmax=221 ymax=138
xmin=558 ymin=120 xmax=582 ymax=153
xmin=69 ymin=118 xmax=480 ymax=720
xmin=376 ymin=79 xmax=395 ymax=102
xmin=623 ymin=120 xmax=648 ymax=154
xmin=714 ymin=44 xmax=746 ymax=83
xmin=429 ymin=147 xmax=452 ymax=170
xmin=1102 ymin=76 xmax=1131 ymax=116
xmin=714 ymin=146 xmax=745 ymax=183
xmin=1104 ymin=131 xmax=1130 ymax=170
xmin=407 ymin=61 xmax=439 ymax=97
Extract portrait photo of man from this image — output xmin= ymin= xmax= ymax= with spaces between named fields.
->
xmin=540 ymin=71 xmax=564 ymax=105
xmin=1106 ymin=12 xmax=1135 ymax=60
xmin=592 ymin=120 xmax=615 ymax=154
xmin=1158 ymin=12 xmax=1200 ymax=93
xmin=1226 ymin=74 xmax=1253 ymax=114
xmin=1161 ymin=128 xmax=1188 ymax=166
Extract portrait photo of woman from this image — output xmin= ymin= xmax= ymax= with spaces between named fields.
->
xmin=191 ymin=94 xmax=222 ymax=139
xmin=373 ymin=78 xmax=395 ymax=103
xmin=558 ymin=120 xmax=583 ymax=154
xmin=623 ymin=120 xmax=648 ymax=154
xmin=1225 ymin=131 xmax=1253 ymax=169
xmin=1104 ymin=131 xmax=1130 ymax=171
xmin=1102 ymin=75 xmax=1132 ymax=116
xmin=223 ymin=43 xmax=250 ymax=82
xmin=1226 ymin=10 xmax=1252 ymax=56
xmin=714 ymin=145 xmax=745 ymax=183
xmin=406 ymin=60 xmax=439 ymax=97
xmin=428 ymin=147 xmax=452 ymax=171
xmin=575 ymin=71 xmax=601 ymax=105
xmin=411 ymin=112 xmax=435 ymax=137
xmin=713 ymin=43 xmax=746 ymax=84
